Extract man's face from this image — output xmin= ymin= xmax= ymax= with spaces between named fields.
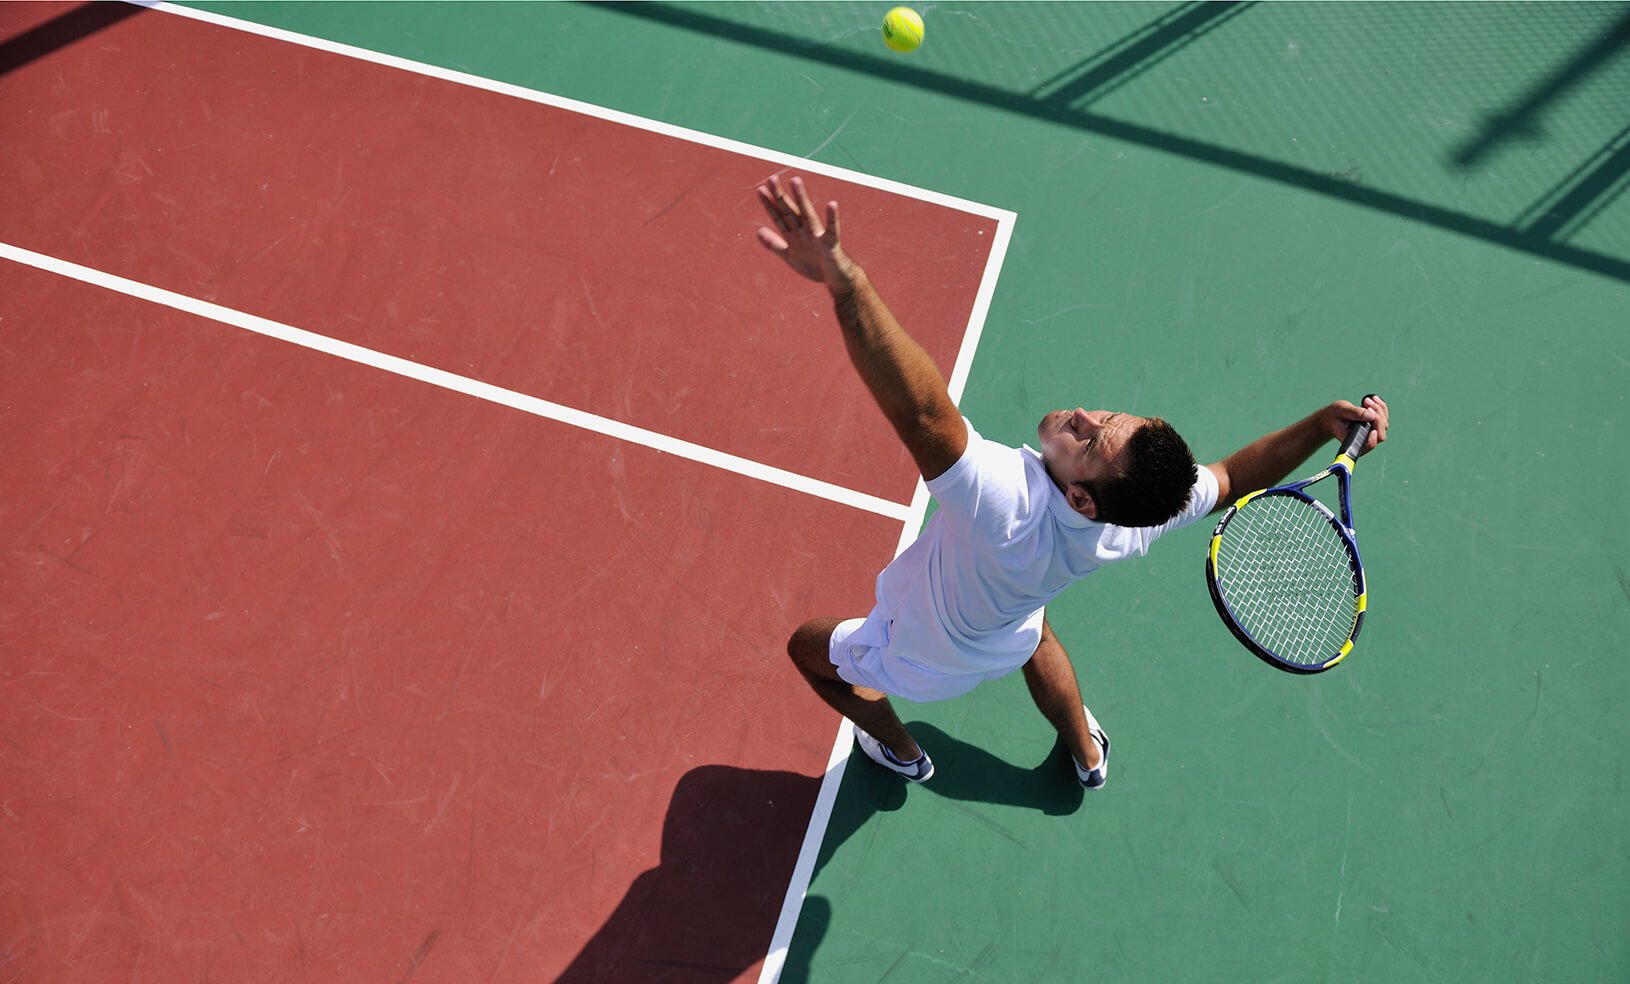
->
xmin=1036 ymin=408 xmax=1146 ymax=517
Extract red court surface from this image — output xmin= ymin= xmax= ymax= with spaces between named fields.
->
xmin=2 ymin=262 xmax=900 ymax=981
xmin=0 ymin=2 xmax=996 ymax=506
xmin=0 ymin=3 xmax=1000 ymax=981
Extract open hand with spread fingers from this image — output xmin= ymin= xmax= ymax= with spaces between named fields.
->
xmin=755 ymin=174 xmax=857 ymax=288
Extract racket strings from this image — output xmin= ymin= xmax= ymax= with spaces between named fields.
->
xmin=1214 ymin=495 xmax=1359 ymax=666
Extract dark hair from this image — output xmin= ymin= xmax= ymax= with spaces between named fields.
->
xmin=1075 ymin=417 xmax=1197 ymax=527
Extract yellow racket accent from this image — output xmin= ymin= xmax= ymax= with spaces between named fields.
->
xmin=1233 ymin=488 xmax=1268 ymax=510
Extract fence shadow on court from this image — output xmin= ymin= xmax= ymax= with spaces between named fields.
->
xmin=557 ymin=725 xmax=1082 ymax=982
xmin=595 ymin=0 xmax=1630 ymax=284
xmin=0 ymin=1 xmax=146 ymax=77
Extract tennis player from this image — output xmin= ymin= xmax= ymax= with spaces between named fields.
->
xmin=758 ymin=175 xmax=1388 ymax=787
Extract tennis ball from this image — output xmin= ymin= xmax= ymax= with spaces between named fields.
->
xmin=882 ymin=7 xmax=924 ymax=53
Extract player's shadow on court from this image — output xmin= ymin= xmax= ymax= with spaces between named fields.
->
xmin=902 ymin=721 xmax=1087 ymax=816
xmin=553 ymin=764 xmax=877 ymax=983
xmin=778 ymin=723 xmax=1086 ymax=981
xmin=557 ymin=728 xmax=1079 ymax=982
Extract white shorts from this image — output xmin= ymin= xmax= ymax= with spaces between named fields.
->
xmin=827 ymin=613 xmax=1017 ymax=703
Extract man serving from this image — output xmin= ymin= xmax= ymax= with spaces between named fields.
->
xmin=758 ymin=175 xmax=1388 ymax=787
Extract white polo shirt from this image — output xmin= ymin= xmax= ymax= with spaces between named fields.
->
xmin=867 ymin=417 xmax=1219 ymax=679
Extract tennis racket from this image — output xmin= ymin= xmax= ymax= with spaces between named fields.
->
xmin=1205 ymin=398 xmax=1378 ymax=674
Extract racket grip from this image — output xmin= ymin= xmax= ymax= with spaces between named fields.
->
xmin=1338 ymin=393 xmax=1379 ymax=460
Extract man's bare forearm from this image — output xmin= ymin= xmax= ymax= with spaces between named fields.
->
xmin=1207 ymin=398 xmax=1387 ymax=508
xmin=1216 ymin=411 xmax=1331 ymax=497
xmin=828 ymin=266 xmax=957 ymax=433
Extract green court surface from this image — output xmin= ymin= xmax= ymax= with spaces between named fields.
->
xmin=187 ymin=3 xmax=1630 ymax=981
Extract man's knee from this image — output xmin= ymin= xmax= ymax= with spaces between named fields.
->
xmin=1029 ymin=618 xmax=1068 ymax=660
xmin=787 ymin=619 xmax=830 ymax=668
xmin=788 ymin=618 xmax=843 ymax=677
xmin=1023 ymin=619 xmax=1077 ymax=688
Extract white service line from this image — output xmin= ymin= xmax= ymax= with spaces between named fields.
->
xmin=0 ymin=241 xmax=914 ymax=522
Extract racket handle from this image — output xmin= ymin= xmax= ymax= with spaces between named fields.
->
xmin=1338 ymin=393 xmax=1379 ymax=460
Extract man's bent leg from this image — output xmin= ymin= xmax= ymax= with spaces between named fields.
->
xmin=787 ymin=617 xmax=923 ymax=762
xmin=1021 ymin=619 xmax=1102 ymax=771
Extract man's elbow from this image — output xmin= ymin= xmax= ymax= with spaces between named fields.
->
xmin=1204 ymin=461 xmax=1232 ymax=512
xmin=908 ymin=401 xmax=960 ymax=434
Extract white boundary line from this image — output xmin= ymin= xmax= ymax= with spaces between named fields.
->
xmin=758 ymin=212 xmax=1013 ymax=984
xmin=106 ymin=3 xmax=1018 ymax=977
xmin=134 ymin=1 xmax=1011 ymax=223
xmin=0 ymin=241 xmax=913 ymax=521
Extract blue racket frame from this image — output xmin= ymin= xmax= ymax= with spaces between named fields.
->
xmin=1205 ymin=406 xmax=1374 ymax=674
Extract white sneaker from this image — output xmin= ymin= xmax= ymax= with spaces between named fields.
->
xmin=853 ymin=726 xmax=934 ymax=783
xmin=1073 ymin=705 xmax=1110 ymax=790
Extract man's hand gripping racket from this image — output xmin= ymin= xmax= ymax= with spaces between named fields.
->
xmin=1206 ymin=396 xmax=1386 ymax=674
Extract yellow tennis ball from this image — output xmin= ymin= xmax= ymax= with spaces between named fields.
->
xmin=882 ymin=7 xmax=924 ymax=53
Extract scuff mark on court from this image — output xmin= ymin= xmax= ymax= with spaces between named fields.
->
xmin=1333 ymin=793 xmax=1352 ymax=927
xmin=1612 ymin=565 xmax=1630 ymax=608
xmin=1212 ymin=859 xmax=1251 ymax=909
xmin=395 ymin=929 xmax=441 ymax=984
xmin=940 ymin=801 xmax=1030 ymax=852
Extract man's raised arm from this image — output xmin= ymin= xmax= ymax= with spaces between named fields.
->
xmin=756 ymin=175 xmax=966 ymax=481
xmin=1204 ymin=395 xmax=1390 ymax=510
